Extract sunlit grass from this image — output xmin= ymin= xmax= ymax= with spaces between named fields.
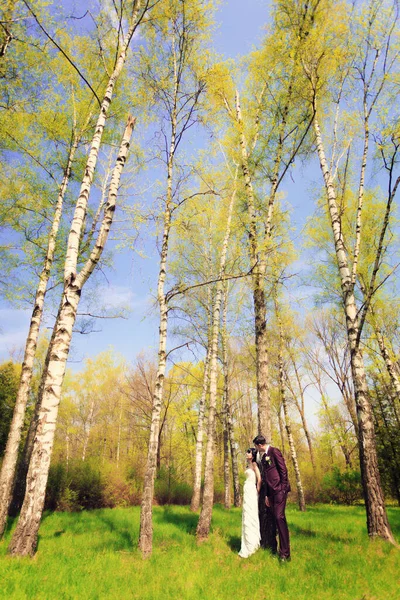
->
xmin=1 ymin=504 xmax=399 ymax=599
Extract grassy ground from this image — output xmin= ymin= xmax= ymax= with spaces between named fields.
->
xmin=1 ymin=503 xmax=399 ymax=600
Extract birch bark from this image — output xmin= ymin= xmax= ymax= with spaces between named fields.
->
xmin=8 ymin=115 xmax=136 ymax=556
xmin=138 ymin=85 xmax=176 ymax=556
xmin=190 ymin=340 xmax=211 ymax=511
xmin=313 ymin=108 xmax=395 ymax=543
xmin=235 ymin=91 xmax=271 ymax=440
xmin=222 ymin=285 xmax=241 ymax=507
xmin=0 ymin=131 xmax=79 ymax=538
xmin=138 ymin=3 xmax=207 ymax=553
xmin=276 ymin=303 xmax=306 ymax=511
xmin=196 ymin=183 xmax=236 ymax=540
xmin=190 ymin=240 xmax=213 ymax=512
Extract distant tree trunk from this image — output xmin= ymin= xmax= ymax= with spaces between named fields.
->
xmin=0 ymin=132 xmax=80 ymax=537
xmin=314 ymin=107 xmax=395 ymax=543
xmin=196 ymin=182 xmax=237 ymax=541
xmin=373 ymin=386 xmax=400 ymax=505
xmin=235 ymin=91 xmax=271 ymax=440
xmin=222 ymin=284 xmax=241 ymax=507
xmin=276 ymin=301 xmax=306 ymax=512
xmin=116 ymin=398 xmax=123 ymax=469
xmin=190 ymin=340 xmax=211 ymax=511
xmin=8 ymin=115 xmax=136 ymax=557
xmin=277 ymin=405 xmax=286 ymax=457
xmin=288 ymin=357 xmax=316 ymax=474
xmin=371 ymin=317 xmax=400 ymax=400
xmin=138 ymin=91 xmax=176 ymax=555
xmin=82 ymin=397 xmax=96 ymax=462
xmin=222 ymin=405 xmax=231 ymax=509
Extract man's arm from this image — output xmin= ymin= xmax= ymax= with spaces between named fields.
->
xmin=272 ymin=447 xmax=289 ymax=492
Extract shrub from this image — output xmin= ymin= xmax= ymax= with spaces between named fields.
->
xmin=321 ymin=467 xmax=363 ymax=505
xmin=102 ymin=465 xmax=140 ymax=507
xmin=46 ymin=463 xmax=69 ymax=511
xmin=68 ymin=461 xmax=104 ymax=509
xmin=45 ymin=461 xmax=103 ymax=511
xmin=154 ymin=467 xmax=193 ymax=505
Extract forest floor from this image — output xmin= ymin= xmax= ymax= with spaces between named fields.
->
xmin=0 ymin=503 xmax=399 ymax=600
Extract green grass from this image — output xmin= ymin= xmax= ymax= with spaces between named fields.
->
xmin=1 ymin=504 xmax=399 ymax=600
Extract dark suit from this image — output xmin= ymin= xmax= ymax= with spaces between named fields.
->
xmin=259 ymin=446 xmax=290 ymax=559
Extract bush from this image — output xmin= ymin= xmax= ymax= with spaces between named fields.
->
xmin=46 ymin=463 xmax=69 ymax=511
xmin=154 ymin=467 xmax=193 ymax=505
xmin=45 ymin=461 xmax=103 ymax=511
xmin=69 ymin=461 xmax=103 ymax=509
xmin=102 ymin=465 xmax=140 ymax=507
xmin=321 ymin=467 xmax=363 ymax=505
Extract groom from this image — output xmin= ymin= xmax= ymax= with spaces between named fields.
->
xmin=253 ymin=434 xmax=291 ymax=561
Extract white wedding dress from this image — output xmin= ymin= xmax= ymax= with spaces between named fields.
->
xmin=238 ymin=467 xmax=260 ymax=558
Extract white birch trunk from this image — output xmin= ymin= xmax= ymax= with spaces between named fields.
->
xmin=64 ymin=0 xmax=142 ymax=284
xmin=190 ymin=340 xmax=211 ymax=511
xmin=235 ymin=91 xmax=271 ymax=440
xmin=276 ymin=309 xmax=306 ymax=512
xmin=116 ymin=398 xmax=123 ymax=469
xmin=222 ymin=285 xmax=241 ymax=507
xmin=375 ymin=326 xmax=400 ymax=398
xmin=0 ymin=134 xmax=78 ymax=538
xmin=81 ymin=396 xmax=95 ymax=462
xmin=314 ymin=109 xmax=395 ymax=543
xmin=138 ymin=123 xmax=176 ymax=556
xmin=8 ymin=116 xmax=135 ymax=556
xmin=190 ymin=237 xmax=213 ymax=512
xmin=222 ymin=405 xmax=231 ymax=509
xmin=196 ymin=185 xmax=236 ymax=540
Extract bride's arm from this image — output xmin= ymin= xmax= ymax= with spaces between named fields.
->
xmin=253 ymin=463 xmax=261 ymax=493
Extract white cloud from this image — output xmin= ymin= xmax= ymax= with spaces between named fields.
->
xmin=98 ymin=285 xmax=151 ymax=312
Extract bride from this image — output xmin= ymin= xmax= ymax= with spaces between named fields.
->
xmin=238 ymin=447 xmax=261 ymax=558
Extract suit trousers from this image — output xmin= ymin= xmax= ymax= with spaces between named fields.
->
xmin=269 ymin=490 xmax=290 ymax=559
xmin=258 ymin=485 xmax=277 ymax=552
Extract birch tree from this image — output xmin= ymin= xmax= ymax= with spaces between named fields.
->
xmin=299 ymin=0 xmax=399 ymax=542
xmin=206 ymin=2 xmax=315 ymax=439
xmin=221 ymin=283 xmax=241 ymax=508
xmin=0 ymin=115 xmax=92 ymax=538
xmin=196 ymin=176 xmax=237 ymax=540
xmin=8 ymin=107 xmax=137 ymax=556
xmin=138 ymin=0 xmax=212 ymax=556
xmin=275 ymin=299 xmax=306 ymax=511
xmin=1 ymin=0 xmax=144 ymax=535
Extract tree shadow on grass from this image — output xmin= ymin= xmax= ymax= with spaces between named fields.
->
xmin=154 ymin=507 xmax=199 ymax=535
xmin=3 ymin=515 xmax=16 ymax=536
xmin=387 ymin=509 xmax=400 ymax=538
xmin=227 ymin=535 xmax=241 ymax=553
xmin=93 ymin=513 xmax=135 ymax=552
xmin=290 ymin=523 xmax=353 ymax=543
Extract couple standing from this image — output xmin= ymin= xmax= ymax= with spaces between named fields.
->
xmin=238 ymin=434 xmax=291 ymax=561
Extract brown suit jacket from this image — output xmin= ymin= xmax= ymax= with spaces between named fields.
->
xmin=260 ymin=446 xmax=291 ymax=497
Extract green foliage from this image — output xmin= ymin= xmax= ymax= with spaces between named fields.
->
xmin=0 ymin=361 xmax=19 ymax=456
xmin=45 ymin=461 xmax=104 ymax=511
xmin=369 ymin=377 xmax=400 ymax=504
xmin=321 ymin=467 xmax=363 ymax=505
xmin=45 ymin=459 xmax=143 ymax=512
xmin=154 ymin=467 xmax=193 ymax=505
xmin=1 ymin=505 xmax=399 ymax=599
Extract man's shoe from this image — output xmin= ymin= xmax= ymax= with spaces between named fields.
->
xmin=279 ymin=556 xmax=291 ymax=563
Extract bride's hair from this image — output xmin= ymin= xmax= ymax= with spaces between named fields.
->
xmin=246 ymin=447 xmax=257 ymax=462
